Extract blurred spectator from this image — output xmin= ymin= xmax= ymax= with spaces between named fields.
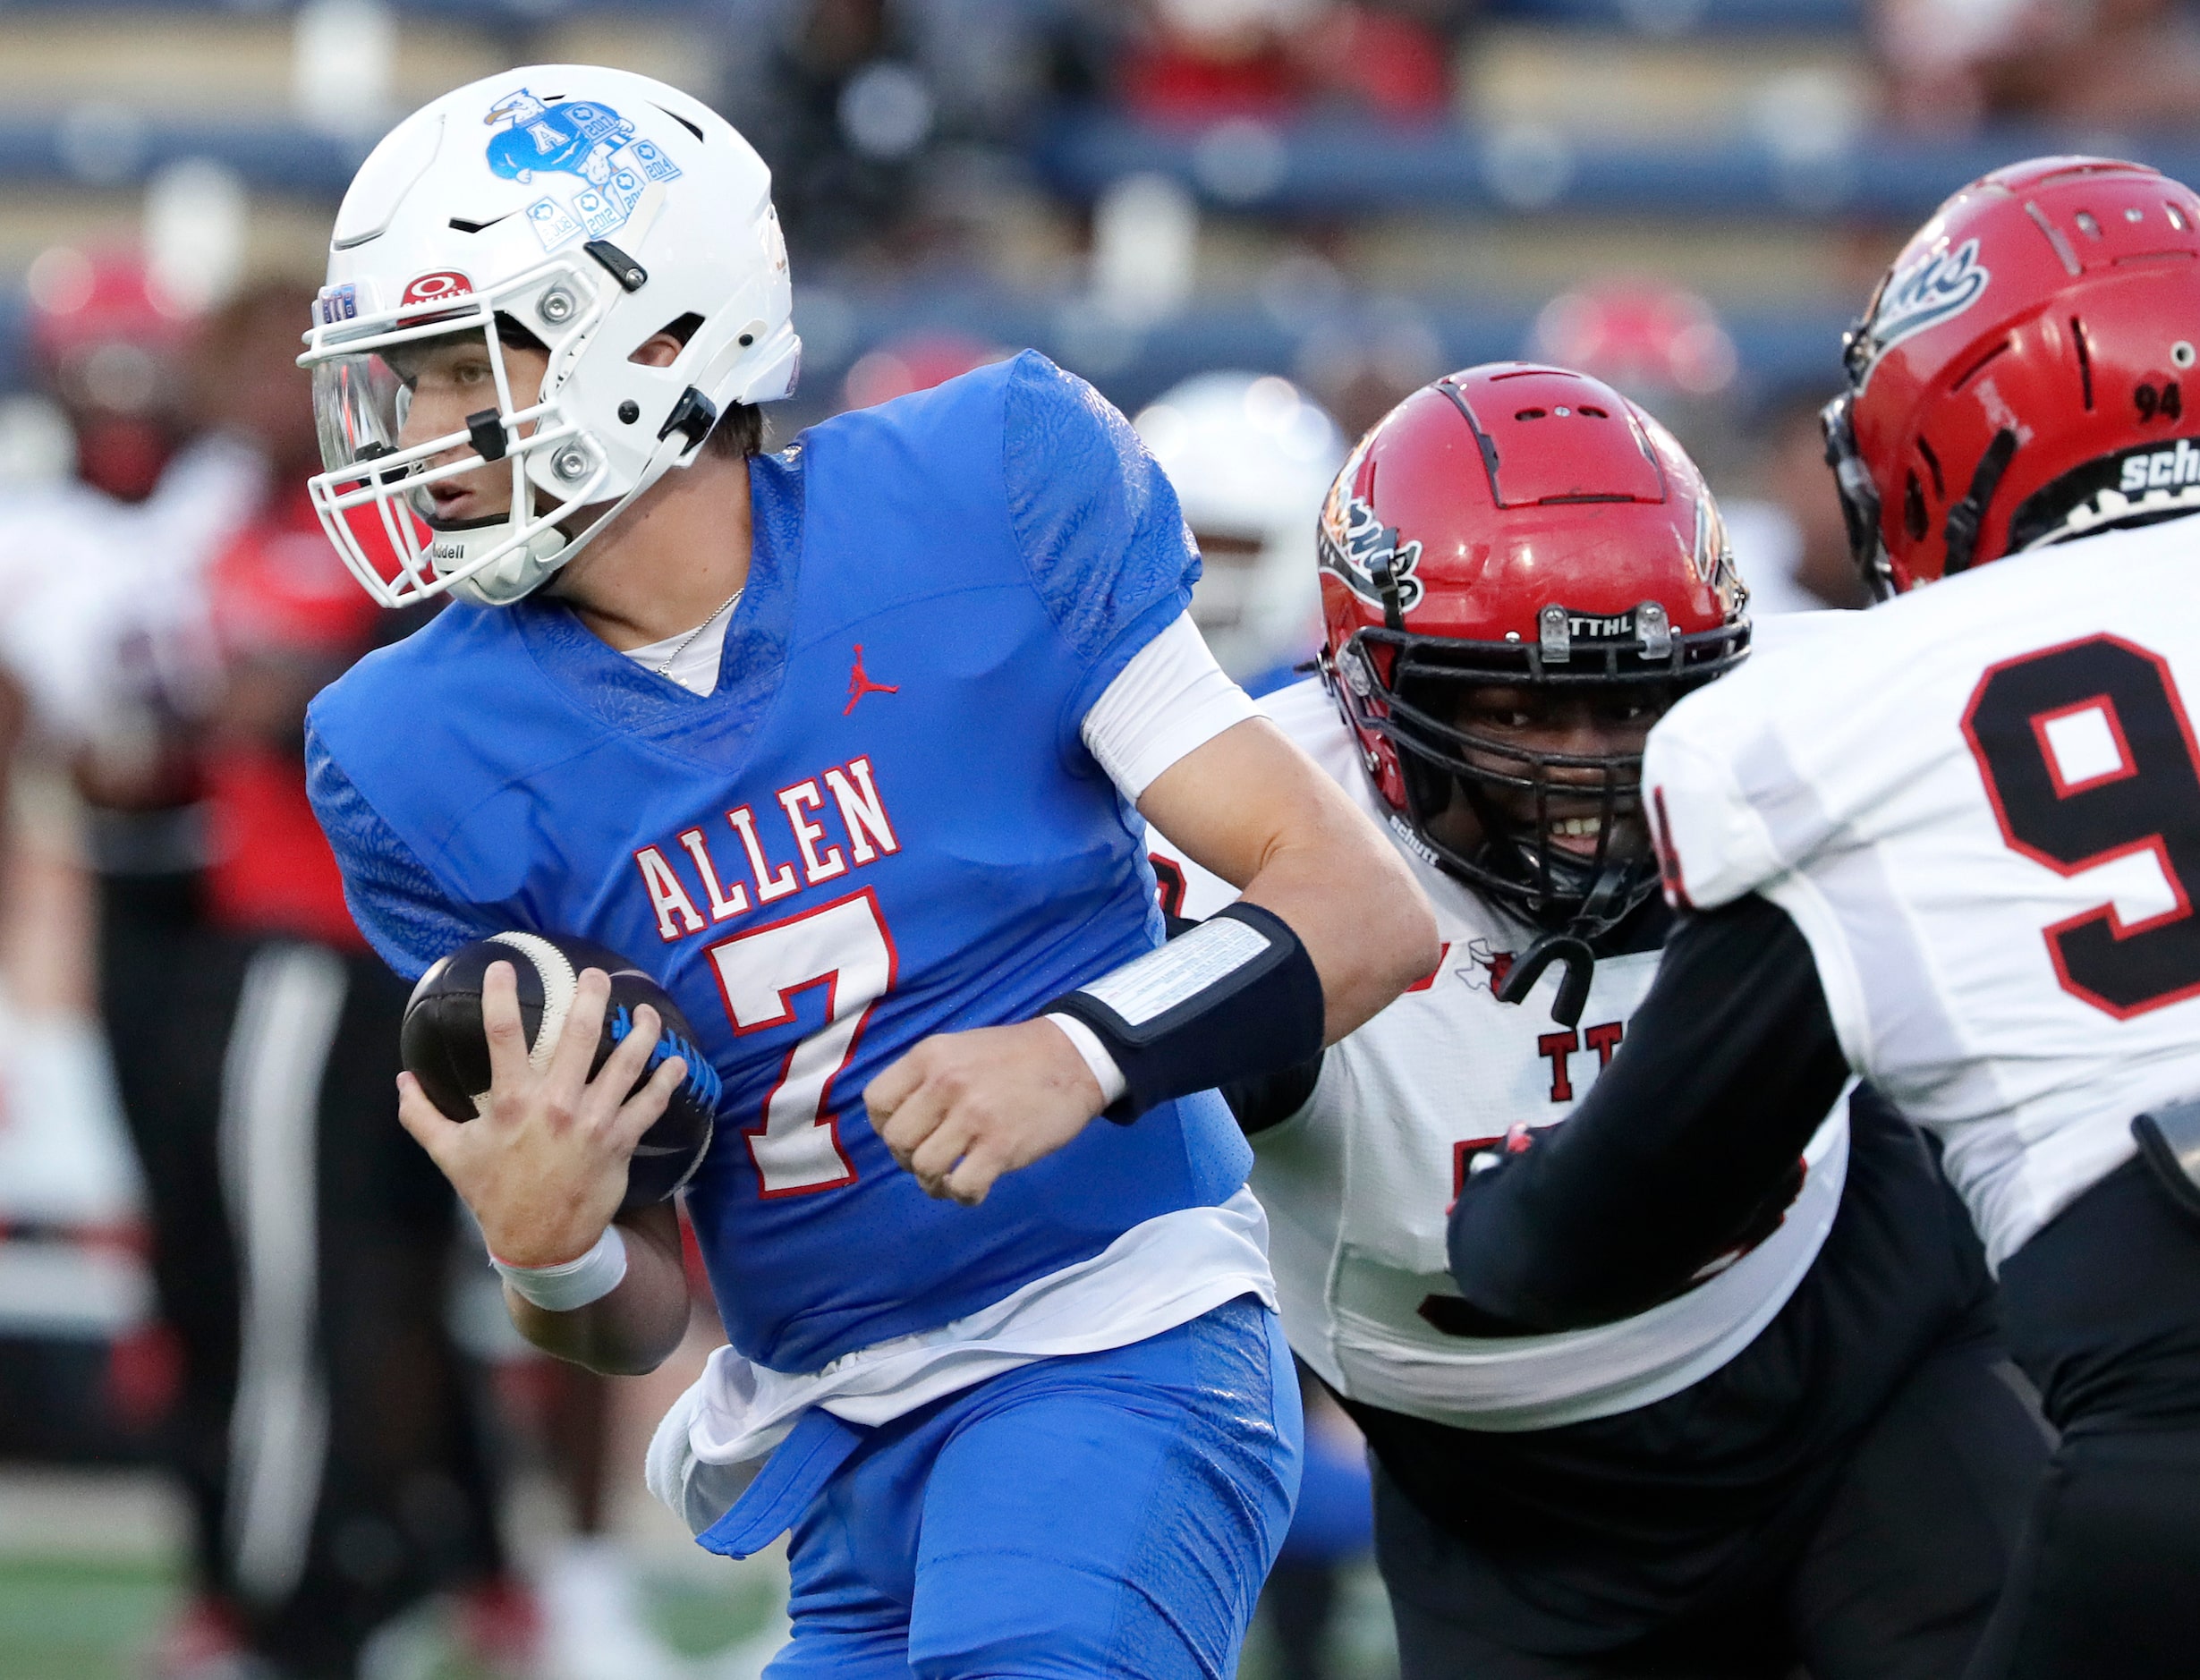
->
xmin=1118 ymin=0 xmax=1453 ymax=122
xmin=0 ymin=251 xmax=252 ymax=1480
xmin=1529 ymin=282 xmax=1738 ymax=403
xmin=1525 ymin=278 xmax=1750 ymax=486
xmin=7 ymin=276 xmax=521 ymax=1680
xmin=721 ymin=0 xmax=944 ymax=259
xmin=22 ymin=245 xmax=197 ymax=504
xmin=1722 ymin=387 xmax=1874 ymax=615
xmin=1877 ymin=0 xmax=2200 ymax=132
xmin=840 ymin=328 xmax=1008 ymax=409
xmin=1133 ymin=370 xmax=1345 ymax=692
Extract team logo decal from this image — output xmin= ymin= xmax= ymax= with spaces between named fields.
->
xmin=1457 ymin=938 xmax=1516 ymax=994
xmin=1319 ymin=488 xmax=1425 ymax=614
xmin=1856 ymin=238 xmax=1992 ymax=382
xmin=401 ymin=270 xmax=472 ymax=308
xmin=484 ymin=88 xmax=683 ymax=253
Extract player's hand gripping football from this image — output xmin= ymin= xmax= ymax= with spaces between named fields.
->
xmin=867 ymin=1020 xmax=1105 ymax=1206
xmin=395 ymin=961 xmax=690 ymax=1266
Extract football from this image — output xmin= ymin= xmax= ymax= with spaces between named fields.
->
xmin=400 ymin=931 xmax=719 ymax=1206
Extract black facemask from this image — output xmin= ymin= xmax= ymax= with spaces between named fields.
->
xmin=1330 ymin=620 xmax=1747 ymax=942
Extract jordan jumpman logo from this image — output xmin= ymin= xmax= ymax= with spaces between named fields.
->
xmin=845 ymin=644 xmax=900 ymax=714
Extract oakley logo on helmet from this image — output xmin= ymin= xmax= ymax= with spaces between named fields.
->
xmin=1319 ymin=493 xmax=1424 ymax=614
xmin=401 ymin=271 xmax=472 ymax=307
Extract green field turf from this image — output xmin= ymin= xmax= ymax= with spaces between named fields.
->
xmin=0 ymin=1556 xmax=175 ymax=1680
xmin=0 ymin=1550 xmax=1396 ymax=1678
xmin=0 ymin=1552 xmax=781 ymax=1680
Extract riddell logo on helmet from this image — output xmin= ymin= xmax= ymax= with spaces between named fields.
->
xmin=402 ymin=271 xmax=473 ymax=308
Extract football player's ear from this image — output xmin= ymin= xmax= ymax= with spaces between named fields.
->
xmin=627 ymin=332 xmax=684 ymax=369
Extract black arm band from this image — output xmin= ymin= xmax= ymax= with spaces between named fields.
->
xmin=1044 ymin=901 xmax=1325 ymax=1123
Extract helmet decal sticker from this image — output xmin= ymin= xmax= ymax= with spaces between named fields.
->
xmin=1690 ymin=492 xmax=1745 ymax=611
xmin=525 ymin=197 xmax=584 ymax=250
xmin=316 ymin=284 xmax=358 ymax=325
xmin=485 ymin=89 xmax=633 ymax=184
xmin=1319 ymin=489 xmax=1425 ymax=613
xmin=1859 ymin=238 xmax=1992 ymax=381
xmin=400 ymin=270 xmax=472 ymax=307
xmin=486 ymin=87 xmax=683 ymax=253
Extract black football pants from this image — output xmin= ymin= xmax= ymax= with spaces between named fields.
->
xmin=1379 ymin=1329 xmax=2048 ymax=1680
xmin=103 ymin=873 xmax=505 ymax=1677
xmin=1961 ymin=1158 xmax=2200 ymax=1680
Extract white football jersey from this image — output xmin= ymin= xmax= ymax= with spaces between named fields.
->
xmin=1647 ymin=517 xmax=2200 ymax=1269
xmin=1151 ymin=678 xmax=1848 ymax=1433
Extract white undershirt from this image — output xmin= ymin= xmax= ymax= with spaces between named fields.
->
xmin=1077 ymin=611 xmax=1260 ymax=798
xmin=622 ymin=595 xmax=743 ymax=696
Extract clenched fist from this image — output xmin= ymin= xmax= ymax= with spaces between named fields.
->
xmin=865 ymin=1019 xmax=1106 ymax=1206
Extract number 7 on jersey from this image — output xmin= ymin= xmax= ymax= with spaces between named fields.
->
xmin=704 ymin=888 xmax=898 ymax=1195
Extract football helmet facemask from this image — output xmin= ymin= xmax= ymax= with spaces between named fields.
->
xmin=298 ymin=66 xmax=799 ymax=608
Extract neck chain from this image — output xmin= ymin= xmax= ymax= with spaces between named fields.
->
xmin=652 ymin=587 xmax=744 ymax=678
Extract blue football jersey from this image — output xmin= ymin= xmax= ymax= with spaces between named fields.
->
xmin=307 ymin=352 xmax=1253 ymax=1374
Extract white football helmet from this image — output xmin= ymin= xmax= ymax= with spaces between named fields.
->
xmin=1134 ymin=372 xmax=1345 ymax=683
xmin=299 ymin=66 xmax=799 ymax=608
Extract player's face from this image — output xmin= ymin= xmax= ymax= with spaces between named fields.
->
xmin=1423 ymin=683 xmax=1669 ymax=862
xmin=386 ymin=331 xmax=551 ymax=525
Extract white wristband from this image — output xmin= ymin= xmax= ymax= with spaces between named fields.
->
xmin=1044 ymin=1012 xmax=1129 ymax=1107
xmin=491 ymin=1226 xmax=629 ymax=1312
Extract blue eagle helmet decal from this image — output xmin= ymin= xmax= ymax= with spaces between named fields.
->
xmin=480 ymin=86 xmax=684 ymax=252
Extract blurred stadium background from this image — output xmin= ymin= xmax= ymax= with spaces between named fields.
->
xmin=3 ymin=0 xmax=2197 ymax=1676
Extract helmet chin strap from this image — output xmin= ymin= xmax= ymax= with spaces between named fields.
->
xmin=1493 ymin=864 xmax=1636 ymax=1028
xmin=437 ymin=424 xmax=705 ymax=607
xmin=443 ymin=521 xmax=571 ymax=607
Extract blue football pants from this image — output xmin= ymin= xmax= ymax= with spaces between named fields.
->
xmin=764 ymin=1294 xmax=1303 ymax=1680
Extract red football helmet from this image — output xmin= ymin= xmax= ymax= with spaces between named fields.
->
xmin=1319 ymin=362 xmax=1747 ymax=938
xmin=25 ymin=246 xmax=195 ymax=501
xmin=1827 ymin=156 xmax=2200 ymax=597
